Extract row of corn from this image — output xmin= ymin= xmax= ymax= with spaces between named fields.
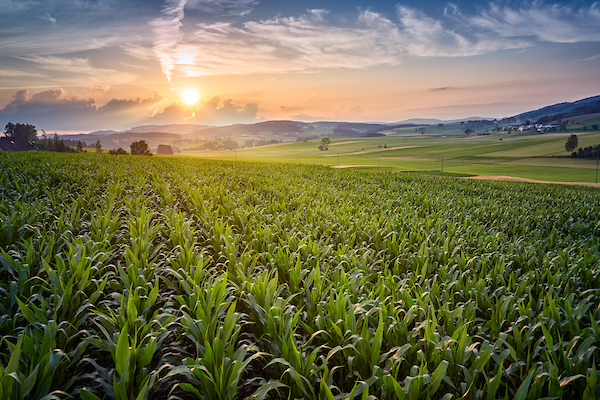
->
xmin=1 ymin=151 xmax=599 ymax=399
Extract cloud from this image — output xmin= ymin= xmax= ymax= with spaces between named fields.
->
xmin=187 ymin=0 xmax=258 ymax=16
xmin=152 ymin=96 xmax=259 ymax=125
xmin=17 ymin=55 xmax=138 ymax=85
xmin=0 ymin=89 xmax=96 ymax=129
xmin=430 ymin=87 xmax=455 ymax=92
xmin=0 ymin=69 xmax=47 ymax=78
xmin=469 ymin=2 xmax=600 ymax=43
xmin=0 ymin=88 xmax=257 ymax=130
xmin=41 ymin=13 xmax=56 ymax=24
xmin=98 ymin=91 xmax=165 ymax=117
xmin=146 ymin=2 xmax=600 ymax=78
xmin=151 ymin=0 xmax=188 ymax=83
xmin=0 ymin=0 xmax=36 ymax=13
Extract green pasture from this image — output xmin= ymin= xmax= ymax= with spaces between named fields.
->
xmin=177 ymin=130 xmax=600 ymax=183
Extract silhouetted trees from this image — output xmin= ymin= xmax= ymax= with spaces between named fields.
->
xmin=571 ymin=145 xmax=600 ymax=158
xmin=130 ymin=140 xmax=152 ymax=155
xmin=94 ymin=139 xmax=102 ymax=153
xmin=4 ymin=122 xmax=38 ymax=142
xmin=36 ymin=131 xmax=80 ymax=153
xmin=108 ymin=148 xmax=127 ymax=155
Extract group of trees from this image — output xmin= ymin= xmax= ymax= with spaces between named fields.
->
xmin=4 ymin=122 xmax=38 ymax=142
xmin=37 ymin=132 xmax=84 ymax=153
xmin=104 ymin=140 xmax=153 ymax=156
xmin=565 ymin=134 xmax=600 ymax=158
xmin=4 ymin=123 xmax=86 ymax=153
xmin=571 ymin=144 xmax=600 ymax=158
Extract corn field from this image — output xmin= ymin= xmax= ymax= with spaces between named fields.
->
xmin=1 ymin=151 xmax=599 ymax=400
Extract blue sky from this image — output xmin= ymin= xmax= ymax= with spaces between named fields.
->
xmin=1 ymin=0 xmax=599 ymax=131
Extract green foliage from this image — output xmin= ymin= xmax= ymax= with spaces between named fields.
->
xmin=4 ymin=122 xmax=37 ymax=142
xmin=565 ymin=134 xmax=578 ymax=152
xmin=130 ymin=140 xmax=152 ymax=156
xmin=319 ymin=137 xmax=331 ymax=151
xmin=1 ymin=151 xmax=599 ymax=399
xmin=109 ymin=148 xmax=128 ymax=155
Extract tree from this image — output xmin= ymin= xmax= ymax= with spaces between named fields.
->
xmin=76 ymin=141 xmax=83 ymax=152
xmin=592 ymin=124 xmax=599 ymax=131
xmin=95 ymin=138 xmax=102 ymax=153
xmin=130 ymin=140 xmax=152 ymax=155
xmin=464 ymin=128 xmax=473 ymax=134
xmin=4 ymin=122 xmax=38 ymax=142
xmin=319 ymin=137 xmax=331 ymax=151
xmin=108 ymin=148 xmax=127 ymax=155
xmin=565 ymin=134 xmax=578 ymax=152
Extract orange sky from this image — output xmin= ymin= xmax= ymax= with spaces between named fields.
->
xmin=1 ymin=1 xmax=600 ymax=130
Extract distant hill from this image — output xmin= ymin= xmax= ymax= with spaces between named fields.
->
xmin=185 ymin=120 xmax=311 ymax=139
xmin=129 ymin=124 xmax=209 ymax=134
xmin=88 ymin=130 xmax=119 ymax=136
xmin=502 ymin=95 xmax=600 ymax=123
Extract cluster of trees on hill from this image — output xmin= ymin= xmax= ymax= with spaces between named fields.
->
xmin=502 ymin=96 xmax=600 ymax=123
xmin=565 ymin=134 xmax=600 ymax=158
xmin=37 ymin=133 xmax=84 ymax=153
xmin=571 ymin=145 xmax=600 ymax=158
xmin=4 ymin=122 xmax=86 ymax=153
xmin=4 ymin=122 xmax=38 ymax=142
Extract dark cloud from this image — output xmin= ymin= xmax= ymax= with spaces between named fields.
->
xmin=430 ymin=87 xmax=455 ymax=92
xmin=97 ymin=91 xmax=164 ymax=116
xmin=0 ymin=89 xmax=258 ymax=130
xmin=0 ymin=89 xmax=96 ymax=130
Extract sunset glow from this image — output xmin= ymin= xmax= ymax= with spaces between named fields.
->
xmin=0 ymin=0 xmax=599 ymax=131
xmin=181 ymin=89 xmax=200 ymax=105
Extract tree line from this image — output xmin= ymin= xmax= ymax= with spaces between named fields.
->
xmin=4 ymin=122 xmax=154 ymax=156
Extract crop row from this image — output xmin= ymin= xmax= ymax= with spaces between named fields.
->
xmin=1 ymin=151 xmax=599 ymax=399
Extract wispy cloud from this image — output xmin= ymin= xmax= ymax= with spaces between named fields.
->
xmin=187 ymin=0 xmax=258 ymax=16
xmin=147 ymin=2 xmax=600 ymax=79
xmin=151 ymin=0 xmax=187 ymax=83
xmin=468 ymin=2 xmax=600 ymax=43
xmin=40 ymin=13 xmax=57 ymax=24
xmin=0 ymin=69 xmax=47 ymax=78
xmin=18 ymin=55 xmax=137 ymax=85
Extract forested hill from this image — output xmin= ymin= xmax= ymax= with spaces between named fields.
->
xmin=502 ymin=95 xmax=600 ymax=122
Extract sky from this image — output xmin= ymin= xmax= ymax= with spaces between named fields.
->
xmin=1 ymin=0 xmax=600 ymax=132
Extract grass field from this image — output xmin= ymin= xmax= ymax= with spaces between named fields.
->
xmin=177 ymin=129 xmax=600 ymax=183
xmin=1 ymin=152 xmax=599 ymax=399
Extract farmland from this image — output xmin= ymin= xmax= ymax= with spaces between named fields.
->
xmin=1 ymin=151 xmax=600 ymax=399
xmin=178 ymin=129 xmax=600 ymax=183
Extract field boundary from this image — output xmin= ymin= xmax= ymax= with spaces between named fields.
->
xmin=464 ymin=175 xmax=600 ymax=187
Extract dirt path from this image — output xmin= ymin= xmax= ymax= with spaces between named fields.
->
xmin=332 ymin=165 xmax=379 ymax=169
xmin=464 ymin=175 xmax=600 ymax=188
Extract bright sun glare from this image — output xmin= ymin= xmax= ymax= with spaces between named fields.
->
xmin=181 ymin=88 xmax=200 ymax=105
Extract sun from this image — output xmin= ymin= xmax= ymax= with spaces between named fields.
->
xmin=181 ymin=88 xmax=200 ymax=105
